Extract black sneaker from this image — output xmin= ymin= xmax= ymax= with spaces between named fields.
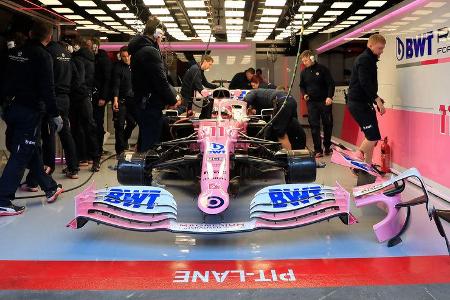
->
xmin=324 ymin=148 xmax=333 ymax=156
xmin=46 ymin=184 xmax=63 ymax=203
xmin=65 ymin=170 xmax=79 ymax=179
xmin=0 ymin=204 xmax=25 ymax=216
xmin=90 ymin=161 xmax=101 ymax=172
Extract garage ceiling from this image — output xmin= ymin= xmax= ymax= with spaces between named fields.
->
xmin=30 ymin=0 xmax=404 ymax=42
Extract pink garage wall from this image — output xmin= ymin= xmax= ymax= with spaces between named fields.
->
xmin=338 ymin=107 xmax=450 ymax=189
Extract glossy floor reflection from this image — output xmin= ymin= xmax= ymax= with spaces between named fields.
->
xmin=0 ymin=140 xmax=448 ymax=261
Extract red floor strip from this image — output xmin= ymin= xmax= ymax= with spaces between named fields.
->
xmin=0 ymin=256 xmax=449 ymax=290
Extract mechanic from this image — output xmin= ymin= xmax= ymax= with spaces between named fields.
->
xmin=229 ymin=68 xmax=255 ymax=90
xmin=299 ymin=50 xmax=335 ymax=158
xmin=250 ymin=77 xmax=276 ymax=90
xmin=347 ymin=34 xmax=387 ymax=165
xmin=90 ymin=37 xmax=112 ymax=156
xmin=254 ymin=68 xmax=266 ymax=84
xmin=244 ymin=88 xmax=306 ymax=150
xmin=128 ymin=16 xmax=179 ymax=152
xmin=22 ymin=39 xmax=80 ymax=190
xmin=70 ymin=37 xmax=101 ymax=172
xmin=111 ymin=46 xmax=136 ymax=155
xmin=0 ymin=20 xmax=63 ymax=216
xmin=180 ymin=54 xmax=218 ymax=113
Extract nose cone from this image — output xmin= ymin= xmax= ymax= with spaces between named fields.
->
xmin=198 ymin=189 xmax=229 ymax=215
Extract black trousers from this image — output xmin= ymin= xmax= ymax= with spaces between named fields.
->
xmin=135 ymin=102 xmax=163 ymax=152
xmin=307 ymin=101 xmax=333 ymax=153
xmin=92 ymin=95 xmax=106 ymax=154
xmin=0 ymin=104 xmax=58 ymax=206
xmin=26 ymin=95 xmax=79 ymax=187
xmin=113 ymin=98 xmax=137 ymax=155
xmin=70 ymin=97 xmax=100 ymax=162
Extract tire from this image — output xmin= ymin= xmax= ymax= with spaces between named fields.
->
xmin=284 ymin=150 xmax=316 ymax=183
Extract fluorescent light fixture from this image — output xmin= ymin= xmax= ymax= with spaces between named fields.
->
xmin=331 ymin=2 xmax=352 ymax=9
xmin=123 ymin=19 xmax=141 ymax=24
xmin=143 ymin=0 xmax=165 ymax=5
xmin=432 ymin=19 xmax=447 ymax=23
xmin=225 ymin=11 xmax=244 ymax=17
xmin=298 ymin=6 xmax=319 ymax=12
xmin=256 ymin=28 xmax=273 ymax=32
xmin=52 ymin=8 xmax=73 ymax=13
xmin=164 ymin=23 xmax=179 ymax=27
xmin=304 ymin=0 xmax=323 ymax=2
xmin=75 ymin=20 xmax=93 ymax=24
xmin=63 ymin=15 xmax=84 ymax=20
xmin=260 ymin=17 xmax=279 ymax=22
xmin=104 ymin=22 xmax=121 ymax=26
xmin=294 ymin=14 xmax=313 ymax=19
xmin=259 ymin=23 xmax=276 ymax=28
xmin=402 ymin=16 xmax=419 ymax=20
xmin=265 ymin=0 xmax=286 ymax=6
xmin=313 ymin=22 xmax=330 ymax=26
xmin=188 ymin=10 xmax=208 ymax=17
xmin=86 ymin=9 xmax=106 ymax=15
xmin=391 ymin=21 xmax=409 ymax=25
xmin=424 ymin=2 xmax=446 ymax=8
xmin=149 ymin=8 xmax=170 ymax=15
xmin=225 ymin=1 xmax=245 ymax=9
xmin=324 ymin=10 xmax=343 ymax=16
xmin=355 ymin=9 xmax=376 ymax=14
xmin=74 ymin=1 xmax=96 ymax=7
xmin=227 ymin=25 xmax=243 ymax=30
xmin=107 ymin=4 xmax=128 ymax=11
xmin=191 ymin=19 xmax=209 ymax=24
xmin=96 ymin=16 xmax=114 ymax=21
xmin=158 ymin=16 xmax=175 ymax=22
xmin=194 ymin=25 xmax=211 ymax=29
xmin=226 ymin=18 xmax=244 ymax=24
xmin=341 ymin=20 xmax=358 ymax=25
xmin=365 ymin=1 xmax=387 ymax=7
xmin=116 ymin=13 xmax=136 ymax=18
xmin=412 ymin=10 xmax=432 ymax=15
xmin=348 ymin=15 xmax=367 ymax=20
xmin=38 ymin=0 xmax=62 ymax=5
xmin=262 ymin=9 xmax=283 ymax=15
xmin=318 ymin=17 xmax=336 ymax=22
xmin=183 ymin=1 xmax=206 ymax=8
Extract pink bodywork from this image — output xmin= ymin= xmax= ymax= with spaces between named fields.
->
xmin=195 ymin=98 xmax=248 ymax=214
xmin=331 ymin=147 xmax=383 ymax=178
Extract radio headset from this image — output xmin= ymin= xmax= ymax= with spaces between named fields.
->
xmin=310 ymin=55 xmax=315 ymax=63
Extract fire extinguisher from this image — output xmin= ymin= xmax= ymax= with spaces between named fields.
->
xmin=381 ymin=136 xmax=391 ymax=173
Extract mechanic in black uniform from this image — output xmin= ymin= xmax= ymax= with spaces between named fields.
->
xmin=70 ymin=37 xmax=101 ymax=172
xmin=90 ymin=37 xmax=112 ymax=156
xmin=299 ymin=50 xmax=335 ymax=158
xmin=347 ymin=34 xmax=387 ymax=165
xmin=22 ymin=39 xmax=80 ymax=189
xmin=180 ymin=54 xmax=218 ymax=113
xmin=111 ymin=45 xmax=136 ymax=155
xmin=244 ymin=88 xmax=306 ymax=150
xmin=128 ymin=16 xmax=179 ymax=152
xmin=0 ymin=20 xmax=63 ymax=216
xmin=229 ymin=68 xmax=255 ymax=90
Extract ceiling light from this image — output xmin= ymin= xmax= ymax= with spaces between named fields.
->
xmin=225 ymin=1 xmax=245 ymax=9
xmin=86 ymin=9 xmax=106 ymax=15
xmin=52 ymin=8 xmax=73 ymax=13
xmin=331 ymin=2 xmax=352 ymax=9
xmin=225 ymin=11 xmax=244 ymax=17
xmin=194 ymin=25 xmax=211 ymax=30
xmin=298 ymin=6 xmax=319 ymax=12
xmin=188 ymin=10 xmax=208 ymax=17
xmin=143 ymin=0 xmax=165 ymax=5
xmin=191 ymin=19 xmax=209 ymax=24
xmin=63 ymin=15 xmax=84 ymax=20
xmin=227 ymin=25 xmax=243 ymax=30
xmin=324 ymin=11 xmax=343 ymax=16
xmin=265 ymin=0 xmax=286 ymax=6
xmin=262 ymin=9 xmax=282 ymax=15
xmin=75 ymin=20 xmax=92 ymax=24
xmin=348 ymin=15 xmax=367 ymax=20
xmin=158 ymin=16 xmax=175 ymax=22
xmin=365 ymin=1 xmax=387 ymax=7
xmin=149 ymin=8 xmax=170 ymax=15
xmin=260 ymin=17 xmax=279 ymax=22
xmin=432 ymin=19 xmax=447 ymax=23
xmin=226 ymin=18 xmax=244 ymax=24
xmin=304 ymin=0 xmax=323 ymax=2
xmin=38 ymin=0 xmax=62 ymax=5
xmin=104 ymin=22 xmax=121 ymax=26
xmin=116 ymin=13 xmax=136 ymax=19
xmin=341 ymin=20 xmax=358 ymax=25
xmin=183 ymin=1 xmax=206 ymax=8
xmin=259 ymin=23 xmax=276 ymax=28
xmin=412 ymin=10 xmax=433 ymax=15
xmin=107 ymin=4 xmax=128 ymax=11
xmin=318 ymin=17 xmax=336 ymax=22
xmin=294 ymin=14 xmax=313 ymax=19
xmin=424 ymin=2 xmax=446 ymax=8
xmin=96 ymin=16 xmax=114 ymax=21
xmin=402 ymin=16 xmax=419 ymax=21
xmin=74 ymin=1 xmax=96 ymax=7
xmin=355 ymin=9 xmax=376 ymax=14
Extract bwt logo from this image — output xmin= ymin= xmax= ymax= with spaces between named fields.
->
xmin=268 ymin=187 xmax=323 ymax=208
xmin=396 ymin=32 xmax=433 ymax=61
xmin=105 ymin=189 xmax=161 ymax=209
xmin=208 ymin=143 xmax=225 ymax=154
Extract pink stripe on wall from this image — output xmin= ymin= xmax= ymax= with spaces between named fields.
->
xmin=339 ymin=108 xmax=450 ymax=188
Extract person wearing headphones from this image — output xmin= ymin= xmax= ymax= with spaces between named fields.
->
xmin=299 ymin=50 xmax=335 ymax=158
xmin=128 ymin=16 xmax=179 ymax=152
xmin=180 ymin=54 xmax=218 ymax=113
